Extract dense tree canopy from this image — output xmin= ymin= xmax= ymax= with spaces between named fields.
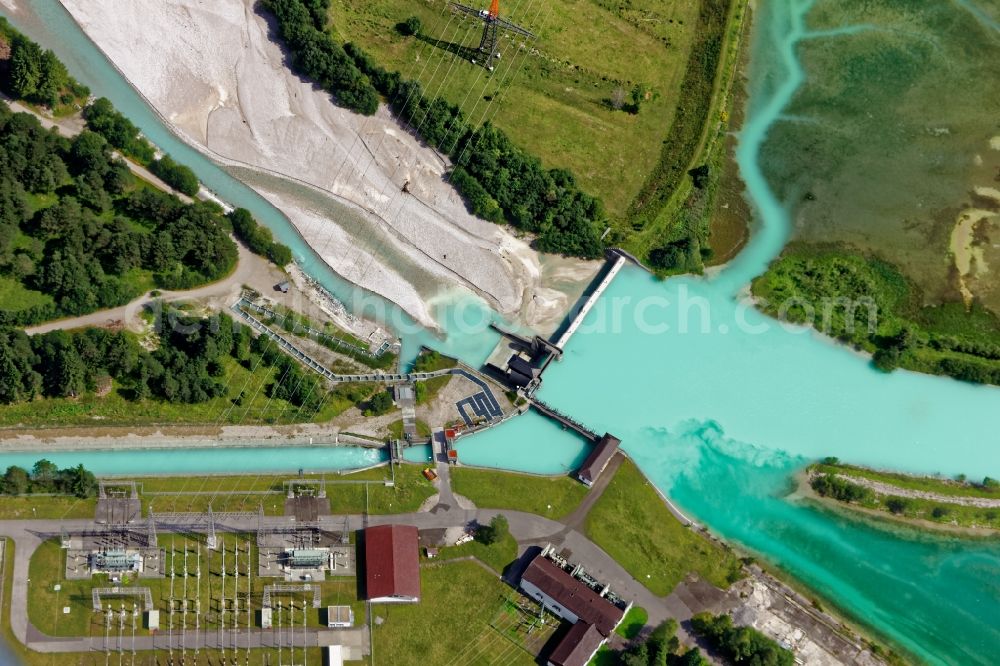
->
xmin=262 ymin=0 xmax=378 ymax=115
xmin=83 ymin=97 xmax=156 ymax=163
xmin=149 ymin=153 xmax=200 ymax=196
xmin=615 ymin=619 xmax=709 ymax=666
xmin=228 ymin=208 xmax=293 ymax=266
xmin=0 ymin=103 xmax=238 ymax=325
xmin=0 ymin=18 xmax=89 ymax=108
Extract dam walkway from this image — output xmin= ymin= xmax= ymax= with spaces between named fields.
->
xmin=526 ymin=396 xmax=600 ymax=443
xmin=553 ymin=252 xmax=627 ymax=350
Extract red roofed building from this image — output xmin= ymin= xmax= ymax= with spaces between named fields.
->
xmin=364 ymin=524 xmax=420 ymax=603
xmin=547 ymin=621 xmax=605 ymax=666
xmin=519 ymin=551 xmax=629 ymax=665
xmin=519 ymin=555 xmax=625 ymax=636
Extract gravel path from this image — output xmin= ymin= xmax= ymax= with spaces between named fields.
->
xmin=832 ymin=473 xmax=1000 ymax=508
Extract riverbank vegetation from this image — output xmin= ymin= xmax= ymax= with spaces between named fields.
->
xmin=690 ymin=612 xmax=794 ymax=666
xmin=0 ymin=17 xmax=90 ymax=113
xmin=585 ymin=459 xmax=742 ymax=595
xmin=753 ymin=244 xmax=1000 ymax=386
xmin=263 ymin=0 xmax=604 ymax=257
xmin=619 ymin=0 xmax=733 ymax=269
xmin=807 ymin=458 xmax=1000 ymax=532
xmin=0 ymin=459 xmax=97 ymax=498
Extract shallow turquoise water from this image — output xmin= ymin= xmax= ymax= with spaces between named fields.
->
xmin=454 ymin=416 xmax=591 ymax=474
xmin=403 ymin=444 xmax=433 ymax=463
xmin=0 ymin=446 xmax=385 ymax=476
xmin=2 ymin=0 xmax=999 ymax=663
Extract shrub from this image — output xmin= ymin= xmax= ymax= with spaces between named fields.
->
xmin=149 ymin=154 xmax=199 ymax=196
xmin=398 ymin=16 xmax=422 ymax=36
xmin=885 ymin=497 xmax=909 ymax=515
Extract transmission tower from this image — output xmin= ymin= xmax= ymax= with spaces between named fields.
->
xmin=146 ymin=507 xmax=158 ymax=548
xmin=450 ymin=0 xmax=536 ymax=70
xmin=206 ymin=504 xmax=217 ymax=550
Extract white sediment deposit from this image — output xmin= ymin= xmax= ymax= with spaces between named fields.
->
xmin=58 ymin=0 xmax=588 ymax=329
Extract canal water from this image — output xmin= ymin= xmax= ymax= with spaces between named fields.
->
xmin=3 ymin=1 xmax=1000 ymax=664
xmin=0 ymin=446 xmax=385 ymax=476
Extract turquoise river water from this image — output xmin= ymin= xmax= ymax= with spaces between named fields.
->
xmin=2 ymin=1 xmax=1000 ymax=664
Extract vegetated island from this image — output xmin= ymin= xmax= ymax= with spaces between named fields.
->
xmin=752 ymin=244 xmax=1000 ymax=387
xmin=804 ymin=456 xmax=1000 ymax=534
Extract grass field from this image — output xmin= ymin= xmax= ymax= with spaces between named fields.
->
xmin=0 ymin=464 xmax=433 ymax=523
xmin=0 ymin=275 xmax=53 ymax=313
xmin=143 ymin=464 xmax=437 ymax=515
xmin=436 ymin=529 xmax=519 ymax=574
xmin=327 ymin=0 xmax=702 ymax=221
xmin=585 ymin=459 xmax=742 ymax=596
xmin=450 ymin=467 xmax=588 ymax=518
xmin=616 ymin=606 xmax=649 ymax=640
xmin=0 ymin=495 xmax=96 ymax=521
xmin=387 ymin=417 xmax=432 ymax=438
xmin=371 ymin=560 xmax=536 ymax=665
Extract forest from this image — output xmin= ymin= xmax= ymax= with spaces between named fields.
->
xmin=0 ymin=17 xmax=90 ymax=109
xmin=82 ymin=96 xmax=200 ymax=197
xmin=228 ymin=207 xmax=293 ymax=267
xmin=262 ymin=0 xmax=605 ymax=259
xmin=0 ymin=103 xmax=238 ymax=325
xmin=0 ymin=22 xmax=326 ymax=421
xmin=0 ymin=313 xmax=231 ymax=405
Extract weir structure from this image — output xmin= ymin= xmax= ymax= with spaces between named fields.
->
xmin=488 ymin=248 xmax=641 ymax=392
xmin=482 ymin=248 xmax=641 ymax=484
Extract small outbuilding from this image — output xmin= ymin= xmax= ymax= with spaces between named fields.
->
xmin=576 ymin=434 xmax=620 ymax=487
xmin=548 ymin=621 xmax=605 ymax=666
xmin=365 ymin=524 xmax=420 ymax=603
xmin=326 ymin=605 xmax=354 ymax=628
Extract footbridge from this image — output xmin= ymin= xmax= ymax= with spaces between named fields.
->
xmin=526 ymin=396 xmax=600 ymax=443
xmin=553 ymin=251 xmax=627 ymax=350
xmin=232 ymin=302 xmax=506 ymax=426
xmin=238 ymin=298 xmax=391 ymax=358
